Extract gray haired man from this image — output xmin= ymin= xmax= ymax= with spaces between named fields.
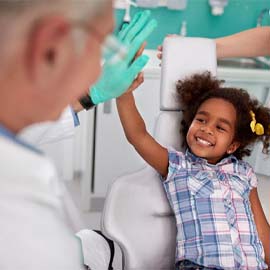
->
xmin=0 ymin=1 xmax=156 ymax=269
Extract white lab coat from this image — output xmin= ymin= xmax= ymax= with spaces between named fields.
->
xmin=0 ymin=135 xmax=85 ymax=270
xmin=18 ymin=107 xmax=76 ymax=146
xmin=18 ymin=106 xmax=87 ymax=231
xmin=3 ymin=108 xmax=111 ymax=269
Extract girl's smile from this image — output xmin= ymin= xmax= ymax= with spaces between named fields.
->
xmin=195 ymin=131 xmax=215 ymax=147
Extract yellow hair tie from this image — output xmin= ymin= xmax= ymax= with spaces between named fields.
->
xmin=250 ymin=110 xmax=264 ymax=135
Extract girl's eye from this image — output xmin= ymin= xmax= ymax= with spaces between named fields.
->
xmin=196 ymin=118 xmax=205 ymax=123
xmin=217 ymin=125 xmax=226 ymax=131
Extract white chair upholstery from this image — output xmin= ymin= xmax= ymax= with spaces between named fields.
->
xmin=77 ymin=230 xmax=113 ymax=270
xmin=101 ymin=112 xmax=182 ymax=270
xmin=160 ymin=37 xmax=217 ymax=110
xmin=101 ymin=165 xmax=176 ymax=269
xmin=101 ymin=37 xmax=217 ymax=269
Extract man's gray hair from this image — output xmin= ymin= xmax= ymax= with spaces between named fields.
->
xmin=0 ymin=0 xmax=110 ymax=19
xmin=0 ymin=0 xmax=110 ymax=68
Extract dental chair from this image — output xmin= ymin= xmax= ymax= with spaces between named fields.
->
xmin=101 ymin=37 xmax=217 ymax=270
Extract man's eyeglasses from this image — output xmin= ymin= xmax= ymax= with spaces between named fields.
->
xmin=71 ymin=20 xmax=127 ymax=65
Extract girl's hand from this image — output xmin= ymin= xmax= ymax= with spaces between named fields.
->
xmin=120 ymin=72 xmax=144 ymax=98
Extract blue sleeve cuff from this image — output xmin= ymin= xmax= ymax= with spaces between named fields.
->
xmin=70 ymin=108 xmax=80 ymax=127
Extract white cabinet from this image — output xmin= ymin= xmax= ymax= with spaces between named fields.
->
xmin=94 ymin=74 xmax=161 ymax=196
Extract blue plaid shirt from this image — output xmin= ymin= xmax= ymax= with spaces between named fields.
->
xmin=162 ymin=148 xmax=267 ymax=270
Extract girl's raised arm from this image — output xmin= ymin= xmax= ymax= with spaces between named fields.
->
xmin=116 ymin=92 xmax=169 ymax=178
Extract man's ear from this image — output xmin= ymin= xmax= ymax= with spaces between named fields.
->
xmin=25 ymin=16 xmax=73 ymax=85
xmin=227 ymin=141 xmax=241 ymax=154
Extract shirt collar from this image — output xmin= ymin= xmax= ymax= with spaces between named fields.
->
xmin=185 ymin=148 xmax=237 ymax=167
xmin=0 ymin=124 xmax=42 ymax=155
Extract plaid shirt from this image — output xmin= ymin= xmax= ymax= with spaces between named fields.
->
xmin=162 ymin=149 xmax=267 ymax=270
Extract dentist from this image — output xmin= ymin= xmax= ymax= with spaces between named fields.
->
xmin=0 ymin=1 xmax=156 ymax=269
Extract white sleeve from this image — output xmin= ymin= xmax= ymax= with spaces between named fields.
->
xmin=18 ymin=107 xmax=76 ymax=146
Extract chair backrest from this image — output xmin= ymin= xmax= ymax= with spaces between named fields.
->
xmin=101 ymin=37 xmax=217 ymax=270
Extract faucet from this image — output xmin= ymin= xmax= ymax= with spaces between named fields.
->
xmin=257 ymin=8 xmax=270 ymax=27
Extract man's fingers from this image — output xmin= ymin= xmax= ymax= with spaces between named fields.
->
xmin=126 ymin=19 xmax=157 ymax=63
xmin=123 ymin=10 xmax=152 ymax=44
xmin=117 ymin=11 xmax=143 ymax=41
xmin=127 ymin=54 xmax=149 ymax=82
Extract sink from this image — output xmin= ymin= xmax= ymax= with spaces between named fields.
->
xmin=217 ymin=57 xmax=270 ymax=70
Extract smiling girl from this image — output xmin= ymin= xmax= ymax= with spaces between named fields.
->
xmin=116 ymin=72 xmax=270 ymax=269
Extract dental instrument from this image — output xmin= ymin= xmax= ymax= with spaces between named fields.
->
xmin=119 ymin=0 xmax=137 ymax=31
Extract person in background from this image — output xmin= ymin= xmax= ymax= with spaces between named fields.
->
xmin=157 ymin=26 xmax=270 ymax=59
xmin=116 ymin=71 xmax=270 ymax=269
xmin=215 ymin=26 xmax=270 ymax=59
xmin=0 ymin=0 xmax=157 ymax=269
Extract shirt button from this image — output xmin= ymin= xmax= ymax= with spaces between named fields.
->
xmin=224 ymin=198 xmax=231 ymax=205
xmin=230 ymin=218 xmax=236 ymax=226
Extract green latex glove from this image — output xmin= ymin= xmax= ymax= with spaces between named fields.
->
xmin=90 ymin=10 xmax=157 ymax=105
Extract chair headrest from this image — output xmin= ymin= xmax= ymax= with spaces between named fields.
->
xmin=154 ymin=111 xmax=184 ymax=151
xmin=160 ymin=37 xmax=217 ymax=111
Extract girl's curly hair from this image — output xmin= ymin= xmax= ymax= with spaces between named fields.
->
xmin=176 ymin=71 xmax=270 ymax=160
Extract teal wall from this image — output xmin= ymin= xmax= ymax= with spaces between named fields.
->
xmin=115 ymin=0 xmax=270 ymax=49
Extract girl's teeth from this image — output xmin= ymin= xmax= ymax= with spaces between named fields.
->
xmin=197 ymin=137 xmax=212 ymax=146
